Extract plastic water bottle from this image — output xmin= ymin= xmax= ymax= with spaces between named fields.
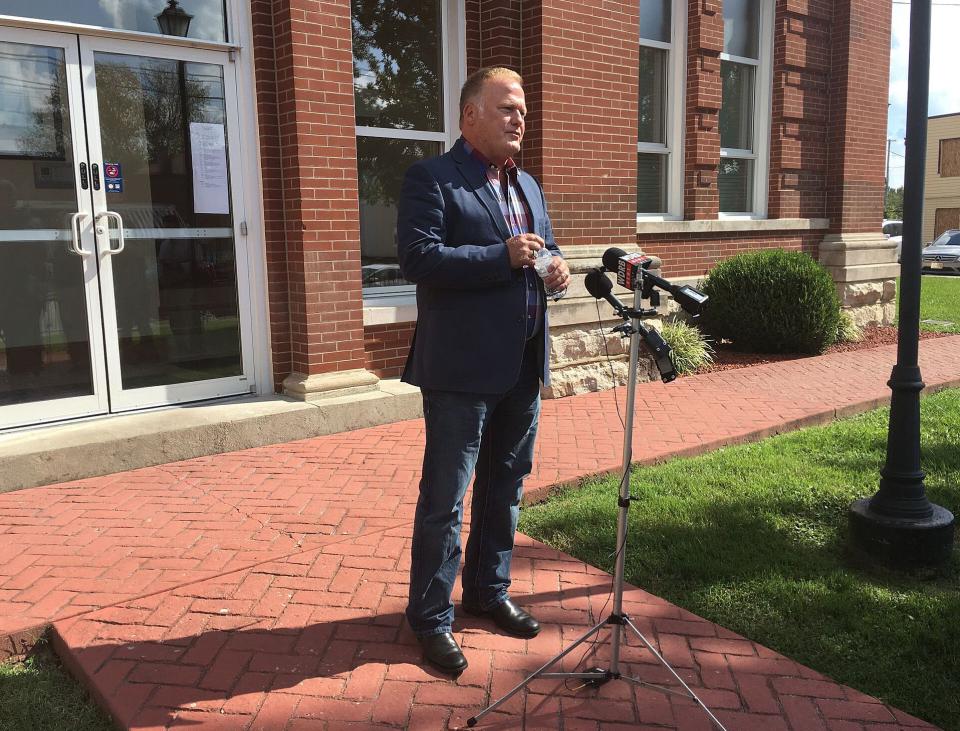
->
xmin=533 ymin=247 xmax=565 ymax=300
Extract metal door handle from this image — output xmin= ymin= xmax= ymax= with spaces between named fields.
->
xmin=95 ymin=210 xmax=125 ymax=255
xmin=69 ymin=212 xmax=91 ymax=257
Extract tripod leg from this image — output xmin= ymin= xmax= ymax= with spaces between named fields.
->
xmin=621 ymin=617 xmax=728 ymax=731
xmin=466 ymin=619 xmax=609 ymax=727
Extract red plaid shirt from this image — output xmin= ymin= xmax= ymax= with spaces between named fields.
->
xmin=463 ymin=139 xmax=543 ymax=340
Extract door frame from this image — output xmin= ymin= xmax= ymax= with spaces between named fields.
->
xmin=79 ymin=35 xmax=257 ymax=412
xmin=0 ymin=26 xmax=110 ymax=430
xmin=0 ymin=2 xmax=273 ymax=430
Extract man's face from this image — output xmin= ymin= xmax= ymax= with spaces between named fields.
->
xmin=463 ymin=77 xmax=526 ymax=165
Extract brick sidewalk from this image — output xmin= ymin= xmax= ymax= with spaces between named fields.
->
xmin=3 ymin=336 xmax=959 ymax=729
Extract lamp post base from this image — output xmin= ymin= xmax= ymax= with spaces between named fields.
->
xmin=849 ymin=498 xmax=955 ymax=568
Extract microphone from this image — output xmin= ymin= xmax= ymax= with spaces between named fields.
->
xmin=642 ymin=327 xmax=678 ymax=383
xmin=584 ymin=268 xmax=627 ymax=315
xmin=585 ymin=267 xmax=677 ymax=382
xmin=602 ymin=247 xmax=708 ymax=316
xmin=602 ymin=247 xmax=660 ymax=290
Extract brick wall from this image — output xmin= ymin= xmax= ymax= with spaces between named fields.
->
xmin=364 ymin=323 xmax=416 ymax=379
xmin=825 ymin=0 xmax=892 ymax=233
xmin=768 ymin=0 xmax=832 ymax=219
xmin=640 ymin=231 xmax=822 ymax=278
xmin=477 ymin=0 xmax=522 ymax=71
xmin=251 ymin=1 xmax=290 ymax=389
xmin=518 ymin=0 xmax=638 ymax=250
xmin=684 ymin=0 xmax=723 ymax=219
xmin=254 ymin=0 xmax=367 ymax=390
xmin=248 ymin=0 xmax=887 ymax=392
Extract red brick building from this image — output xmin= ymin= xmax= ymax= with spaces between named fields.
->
xmin=0 ymin=0 xmax=898 ymax=429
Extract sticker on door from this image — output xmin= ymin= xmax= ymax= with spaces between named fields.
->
xmin=103 ymin=161 xmax=123 ymax=193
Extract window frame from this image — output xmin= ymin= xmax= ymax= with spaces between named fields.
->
xmin=356 ymin=0 xmax=466 ymax=301
xmin=718 ymin=0 xmax=773 ymax=219
xmin=637 ymin=0 xmax=686 ymax=221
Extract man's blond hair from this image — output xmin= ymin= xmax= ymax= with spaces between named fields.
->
xmin=459 ymin=66 xmax=523 ymax=120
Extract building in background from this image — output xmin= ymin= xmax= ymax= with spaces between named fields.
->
xmin=923 ymin=112 xmax=960 ymax=243
xmin=0 ymin=0 xmax=899 ymax=432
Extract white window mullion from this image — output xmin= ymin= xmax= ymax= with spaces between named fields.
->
xmin=355 ymin=127 xmax=448 ymax=142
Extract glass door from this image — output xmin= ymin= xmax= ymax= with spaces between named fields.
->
xmin=79 ymin=36 xmax=253 ymax=412
xmin=0 ymin=28 xmax=109 ymax=429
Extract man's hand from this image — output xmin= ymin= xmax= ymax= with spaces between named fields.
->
xmin=542 ymin=255 xmax=571 ymax=293
xmin=506 ymin=233 xmax=545 ymax=269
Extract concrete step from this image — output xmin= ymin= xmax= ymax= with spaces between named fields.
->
xmin=0 ymin=380 xmax=423 ymax=493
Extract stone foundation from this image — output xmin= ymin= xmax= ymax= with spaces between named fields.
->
xmin=542 ymin=323 xmax=661 ymax=398
xmin=820 ymin=232 xmax=899 ymax=328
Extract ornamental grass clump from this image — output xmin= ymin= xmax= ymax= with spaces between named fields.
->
xmin=659 ymin=320 xmax=714 ymax=374
xmin=700 ymin=249 xmax=841 ymax=354
xmin=836 ymin=309 xmax=864 ymax=343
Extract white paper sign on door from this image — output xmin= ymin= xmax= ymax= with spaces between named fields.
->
xmin=189 ymin=122 xmax=230 ymax=215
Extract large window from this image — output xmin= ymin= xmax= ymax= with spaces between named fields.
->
xmin=1 ymin=0 xmax=229 ymax=43
xmin=718 ymin=0 xmax=772 ymax=215
xmin=352 ymin=0 xmax=462 ymax=294
xmin=637 ymin=0 xmax=685 ymax=218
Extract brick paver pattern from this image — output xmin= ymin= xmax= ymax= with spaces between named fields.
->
xmin=3 ymin=336 xmax=959 ymax=729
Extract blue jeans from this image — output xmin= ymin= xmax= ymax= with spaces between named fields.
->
xmin=406 ymin=343 xmax=541 ymax=638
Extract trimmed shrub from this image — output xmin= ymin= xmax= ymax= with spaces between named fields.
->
xmin=700 ymin=249 xmax=841 ymax=354
xmin=659 ymin=321 xmax=714 ymax=375
xmin=836 ymin=309 xmax=864 ymax=343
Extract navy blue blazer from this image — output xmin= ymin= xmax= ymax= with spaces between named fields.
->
xmin=397 ymin=137 xmax=562 ymax=394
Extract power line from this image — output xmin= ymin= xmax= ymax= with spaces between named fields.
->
xmin=892 ymin=1 xmax=960 ymax=5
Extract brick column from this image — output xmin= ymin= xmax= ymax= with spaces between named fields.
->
xmin=683 ymin=0 xmax=723 ymax=219
xmin=819 ymin=0 xmax=899 ymax=326
xmin=255 ymin=0 xmax=378 ymax=399
xmin=519 ymin=0 xmax=638 ymax=248
xmin=825 ymin=0 xmax=890 ymax=234
xmin=477 ymin=0 xmax=522 ymax=71
xmin=516 ymin=0 xmax=640 ymax=396
xmin=767 ymin=0 xmax=830 ymax=219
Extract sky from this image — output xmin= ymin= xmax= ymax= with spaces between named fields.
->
xmin=886 ymin=1 xmax=960 ymax=188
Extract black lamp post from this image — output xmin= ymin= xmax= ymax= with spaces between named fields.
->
xmin=848 ymin=0 xmax=954 ymax=567
xmin=156 ymin=0 xmax=193 ymax=38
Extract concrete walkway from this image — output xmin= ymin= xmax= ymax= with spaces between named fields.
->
xmin=2 ymin=336 xmax=959 ymax=730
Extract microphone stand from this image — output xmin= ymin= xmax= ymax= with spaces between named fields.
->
xmin=467 ymin=286 xmax=726 ymax=729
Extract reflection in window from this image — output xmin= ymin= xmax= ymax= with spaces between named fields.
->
xmin=637 ymin=0 xmax=681 ymax=216
xmin=0 ymin=42 xmax=94 ymax=407
xmin=352 ymin=0 xmax=448 ymax=290
xmin=357 ymin=137 xmax=442 ymax=288
xmin=352 ymin=0 xmax=443 ymax=131
xmin=719 ymin=61 xmax=754 ymax=151
xmin=94 ymin=53 xmax=241 ymax=387
xmin=1 ymin=0 xmax=228 ymax=43
xmin=719 ymin=0 xmax=765 ymax=214
xmin=718 ymin=158 xmax=753 ymax=213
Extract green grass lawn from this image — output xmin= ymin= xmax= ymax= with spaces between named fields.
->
xmin=0 ymin=639 xmax=113 ymax=731
xmin=908 ymin=275 xmax=960 ymax=333
xmin=519 ymin=388 xmax=960 ymax=731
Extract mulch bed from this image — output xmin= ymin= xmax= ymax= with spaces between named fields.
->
xmin=696 ymin=326 xmax=954 ymax=374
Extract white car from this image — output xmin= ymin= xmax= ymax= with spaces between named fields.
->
xmin=921 ymin=229 xmax=960 ymax=274
xmin=883 ymin=219 xmax=903 ymax=263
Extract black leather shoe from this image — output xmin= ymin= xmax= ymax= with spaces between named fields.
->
xmin=462 ymin=598 xmax=541 ymax=639
xmin=418 ymin=632 xmax=468 ymax=675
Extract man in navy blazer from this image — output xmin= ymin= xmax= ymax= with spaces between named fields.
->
xmin=397 ymin=67 xmax=570 ymax=675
